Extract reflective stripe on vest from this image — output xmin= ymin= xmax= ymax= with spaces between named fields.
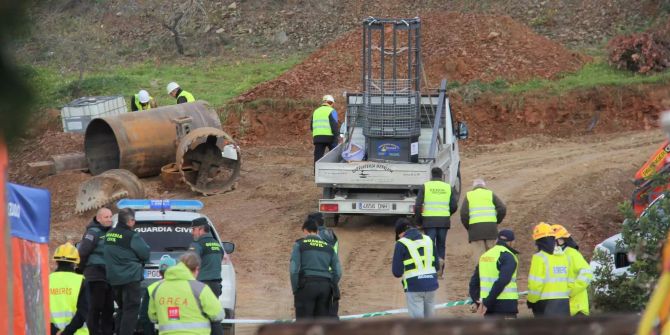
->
xmin=49 ymin=272 xmax=89 ymax=335
xmin=466 ymin=188 xmax=497 ymax=224
xmin=312 ymin=105 xmax=334 ymax=137
xmin=479 ymin=245 xmax=518 ymax=300
xmin=422 ymin=181 xmax=452 ymax=217
xmin=133 ymin=94 xmax=153 ymax=111
xmin=398 ymin=235 xmax=436 ymax=289
xmin=528 ymin=251 xmax=570 ymax=300
xmin=158 ymin=322 xmax=211 ymax=332
xmin=178 ymin=90 xmax=195 ymax=103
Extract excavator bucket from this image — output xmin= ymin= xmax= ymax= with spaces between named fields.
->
xmin=75 ymin=169 xmax=145 ymax=213
xmin=632 ymin=140 xmax=670 ymax=216
xmin=175 ymin=127 xmax=241 ymax=196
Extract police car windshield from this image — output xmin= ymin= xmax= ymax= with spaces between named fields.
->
xmin=134 ymin=221 xmax=193 ymax=252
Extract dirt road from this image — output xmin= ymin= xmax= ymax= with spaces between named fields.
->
xmin=182 ymin=130 xmax=657 ymax=334
xmin=40 ymin=130 xmax=663 ymax=334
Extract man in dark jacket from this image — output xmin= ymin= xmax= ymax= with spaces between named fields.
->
xmin=414 ymin=167 xmax=458 ymax=278
xmin=78 ymin=207 xmax=115 ymax=335
xmin=103 ymin=208 xmax=151 ymax=335
xmin=290 ymin=217 xmax=342 ymax=319
xmin=308 ymin=212 xmax=340 ymax=317
xmin=311 ymin=94 xmax=340 ymax=165
xmin=460 ymin=178 xmax=507 ymax=265
xmin=392 ymin=218 xmax=439 ymax=318
xmin=469 ymin=229 xmax=519 ymax=318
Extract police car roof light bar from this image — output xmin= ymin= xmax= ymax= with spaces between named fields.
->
xmin=116 ymin=199 xmax=204 ymax=212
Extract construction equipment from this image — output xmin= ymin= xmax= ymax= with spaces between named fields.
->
xmin=315 ymin=17 xmax=468 ymax=225
xmin=632 ymin=111 xmax=670 ymax=216
xmin=75 ymin=169 xmax=145 ymax=213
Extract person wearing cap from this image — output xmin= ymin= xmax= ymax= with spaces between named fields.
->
xmin=139 ymin=255 xmax=177 ymax=335
xmin=188 ymin=217 xmax=224 ymax=298
xmin=103 ymin=208 xmax=151 ymax=335
xmin=130 ymin=89 xmax=157 ymax=111
xmin=311 ymin=94 xmax=340 ymax=165
xmin=527 ymin=222 xmax=571 ymax=316
xmin=414 ymin=167 xmax=458 ymax=279
xmin=50 ymin=242 xmax=89 ymax=335
xmin=552 ymin=224 xmax=592 ymax=316
xmin=460 ymin=178 xmax=507 ymax=265
xmin=392 ymin=218 xmax=439 ymax=318
xmin=307 ymin=212 xmax=340 ymax=317
xmin=468 ymin=229 xmax=519 ymax=318
xmin=166 ymin=82 xmax=195 ymax=104
xmin=290 ymin=217 xmax=342 ymax=319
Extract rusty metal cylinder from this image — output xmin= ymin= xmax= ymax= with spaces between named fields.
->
xmin=84 ymin=101 xmax=221 ymax=177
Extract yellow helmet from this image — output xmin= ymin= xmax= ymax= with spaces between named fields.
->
xmin=551 ymin=224 xmax=570 ymax=239
xmin=53 ymin=242 xmax=80 ymax=264
xmin=532 ymin=222 xmax=554 ymax=240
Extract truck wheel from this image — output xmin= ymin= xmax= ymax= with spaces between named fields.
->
xmin=324 ymin=214 xmax=340 ymax=227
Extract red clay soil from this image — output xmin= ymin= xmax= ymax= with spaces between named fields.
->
xmin=236 ymin=11 xmax=587 ymax=102
xmin=9 ymin=130 xmax=84 ymax=185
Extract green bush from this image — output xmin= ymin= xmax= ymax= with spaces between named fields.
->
xmin=591 ymin=194 xmax=670 ymax=312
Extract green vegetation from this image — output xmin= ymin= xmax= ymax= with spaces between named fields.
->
xmin=24 ymin=57 xmax=302 ymax=110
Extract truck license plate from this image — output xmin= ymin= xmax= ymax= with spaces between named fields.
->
xmin=144 ymin=269 xmax=161 ymax=279
xmin=358 ymin=202 xmax=391 ymax=210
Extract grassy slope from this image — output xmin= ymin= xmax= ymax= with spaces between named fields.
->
xmin=26 ymin=57 xmax=302 ymax=110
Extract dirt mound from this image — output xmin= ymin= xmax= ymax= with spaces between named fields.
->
xmin=236 ymin=12 xmax=587 ymax=102
xmin=9 ymin=130 xmax=84 ymax=185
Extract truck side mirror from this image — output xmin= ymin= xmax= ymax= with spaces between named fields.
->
xmin=457 ymin=122 xmax=469 ymax=140
xmin=222 ymin=241 xmax=235 ymax=254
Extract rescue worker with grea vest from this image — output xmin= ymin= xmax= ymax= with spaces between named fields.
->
xmin=468 ymin=229 xmax=519 ymax=318
xmin=308 ymin=212 xmax=341 ymax=317
xmin=311 ymin=94 xmax=340 ymax=165
xmin=103 ymin=208 xmax=151 ymax=335
xmin=139 ymin=255 xmax=177 ymax=335
xmin=166 ymin=81 xmax=195 ymax=104
xmin=414 ymin=167 xmax=458 ymax=279
xmin=77 ymin=207 xmax=115 ymax=335
xmin=460 ymin=178 xmax=507 ymax=266
xmin=149 ymin=252 xmax=224 ymax=335
xmin=290 ymin=217 xmax=342 ymax=319
xmin=50 ymin=242 xmax=89 ymax=335
xmin=527 ymin=222 xmax=571 ymax=316
xmin=552 ymin=224 xmax=593 ymax=316
xmin=392 ymin=218 xmax=439 ymax=318
xmin=130 ymin=89 xmax=157 ymax=112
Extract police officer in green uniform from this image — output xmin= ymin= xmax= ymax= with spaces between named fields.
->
xmin=166 ymin=82 xmax=195 ymax=104
xmin=103 ymin=208 xmax=151 ymax=335
xmin=307 ymin=212 xmax=340 ymax=317
xmin=189 ymin=217 xmax=223 ymax=297
xmin=139 ymin=255 xmax=177 ymax=335
xmin=290 ymin=218 xmax=342 ymax=319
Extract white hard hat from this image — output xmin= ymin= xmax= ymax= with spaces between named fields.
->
xmin=322 ymin=94 xmax=335 ymax=103
xmin=138 ymin=90 xmax=150 ymax=104
xmin=166 ymin=82 xmax=180 ymax=94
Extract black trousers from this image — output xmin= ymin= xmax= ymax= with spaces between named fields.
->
xmin=87 ymin=281 xmax=115 ymax=335
xmin=202 ymin=279 xmax=224 ymax=335
xmin=113 ymin=281 xmax=142 ymax=335
xmin=294 ymin=278 xmax=333 ymax=319
xmin=313 ymin=141 xmax=337 ymax=164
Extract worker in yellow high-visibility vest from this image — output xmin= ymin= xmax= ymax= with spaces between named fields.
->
xmin=460 ymin=178 xmax=507 ymax=265
xmin=527 ymin=222 xmax=571 ymax=316
xmin=166 ymin=82 xmax=195 ymax=104
xmin=49 ymin=242 xmax=89 ymax=335
xmin=139 ymin=255 xmax=177 ymax=335
xmin=469 ymin=229 xmax=519 ymax=318
xmin=414 ymin=167 xmax=458 ymax=278
xmin=552 ymin=224 xmax=593 ymax=316
xmin=311 ymin=94 xmax=340 ymax=165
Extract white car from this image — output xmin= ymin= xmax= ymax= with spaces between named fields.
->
xmin=115 ymin=199 xmax=237 ymax=335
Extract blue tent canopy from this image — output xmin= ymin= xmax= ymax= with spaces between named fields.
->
xmin=7 ymin=183 xmax=50 ymax=243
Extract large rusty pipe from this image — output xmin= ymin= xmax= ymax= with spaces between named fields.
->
xmin=84 ymin=101 xmax=221 ymax=177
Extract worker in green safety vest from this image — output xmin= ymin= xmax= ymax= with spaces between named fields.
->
xmin=460 ymin=178 xmax=507 ymax=265
xmin=149 ymin=252 xmax=224 ymax=335
xmin=552 ymin=224 xmax=593 ymax=316
xmin=139 ymin=255 xmax=177 ymax=335
xmin=130 ymin=89 xmax=157 ymax=111
xmin=308 ymin=212 xmax=340 ymax=317
xmin=414 ymin=167 xmax=458 ymax=279
xmin=311 ymin=94 xmax=340 ymax=165
xmin=166 ymin=81 xmax=195 ymax=104
xmin=468 ymin=229 xmax=519 ymax=318
xmin=527 ymin=222 xmax=571 ymax=316
xmin=49 ymin=242 xmax=89 ymax=335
